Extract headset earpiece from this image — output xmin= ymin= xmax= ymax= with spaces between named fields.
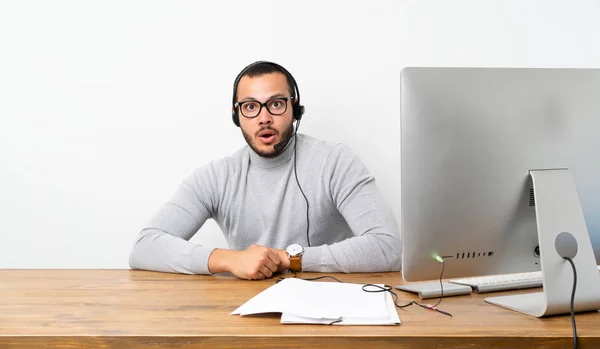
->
xmin=232 ymin=109 xmax=240 ymax=127
xmin=293 ymin=104 xmax=305 ymax=121
xmin=232 ymin=61 xmax=304 ymax=127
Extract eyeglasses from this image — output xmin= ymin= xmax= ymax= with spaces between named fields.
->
xmin=234 ymin=97 xmax=295 ymax=118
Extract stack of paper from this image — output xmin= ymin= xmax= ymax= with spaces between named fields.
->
xmin=231 ymin=278 xmax=400 ymax=325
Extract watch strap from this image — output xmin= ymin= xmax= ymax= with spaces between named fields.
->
xmin=289 ymin=255 xmax=302 ymax=272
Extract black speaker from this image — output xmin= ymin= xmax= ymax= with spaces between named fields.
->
xmin=231 ymin=61 xmax=304 ymax=127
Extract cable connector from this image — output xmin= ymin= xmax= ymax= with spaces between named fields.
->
xmin=435 ymin=255 xmax=445 ymax=263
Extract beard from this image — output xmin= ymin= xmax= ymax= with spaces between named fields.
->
xmin=242 ymin=122 xmax=295 ymax=158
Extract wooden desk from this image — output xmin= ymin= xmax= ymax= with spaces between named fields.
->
xmin=1 ymin=270 xmax=598 ymax=348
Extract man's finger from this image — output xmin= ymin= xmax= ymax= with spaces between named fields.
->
xmin=264 ymin=259 xmax=278 ymax=273
xmin=258 ymin=265 xmax=273 ymax=278
xmin=267 ymin=249 xmax=281 ymax=265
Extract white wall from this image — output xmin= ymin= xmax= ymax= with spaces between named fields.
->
xmin=1 ymin=0 xmax=599 ymax=268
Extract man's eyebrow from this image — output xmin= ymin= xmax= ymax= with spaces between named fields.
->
xmin=238 ymin=94 xmax=288 ymax=103
xmin=237 ymin=97 xmax=258 ymax=103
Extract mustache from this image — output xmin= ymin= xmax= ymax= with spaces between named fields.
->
xmin=256 ymin=126 xmax=278 ymax=137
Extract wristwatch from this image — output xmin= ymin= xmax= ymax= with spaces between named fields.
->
xmin=286 ymin=244 xmax=304 ymax=272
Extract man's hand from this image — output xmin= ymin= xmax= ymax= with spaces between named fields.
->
xmin=274 ymin=249 xmax=290 ymax=272
xmin=208 ymin=245 xmax=288 ymax=280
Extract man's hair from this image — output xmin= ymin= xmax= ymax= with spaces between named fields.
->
xmin=233 ymin=62 xmax=296 ymax=104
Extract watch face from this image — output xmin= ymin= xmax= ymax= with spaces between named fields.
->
xmin=286 ymin=243 xmax=303 ymax=256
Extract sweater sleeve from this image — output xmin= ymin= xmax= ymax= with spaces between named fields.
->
xmin=128 ymin=164 xmax=219 ymax=274
xmin=301 ymin=145 xmax=401 ymax=273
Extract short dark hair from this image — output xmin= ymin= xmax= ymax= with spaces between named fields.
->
xmin=232 ymin=61 xmax=296 ymax=105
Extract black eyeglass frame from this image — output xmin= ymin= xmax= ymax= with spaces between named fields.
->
xmin=234 ymin=96 xmax=296 ymax=118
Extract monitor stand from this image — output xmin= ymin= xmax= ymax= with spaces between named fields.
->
xmin=485 ymin=169 xmax=600 ymax=317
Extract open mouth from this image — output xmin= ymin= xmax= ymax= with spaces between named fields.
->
xmin=258 ymin=130 xmax=276 ymax=143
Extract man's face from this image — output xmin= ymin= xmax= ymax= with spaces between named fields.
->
xmin=236 ymin=72 xmax=295 ymax=157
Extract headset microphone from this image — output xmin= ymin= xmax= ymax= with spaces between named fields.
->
xmin=273 ymin=121 xmax=300 ymax=152
xmin=273 ymin=140 xmax=287 ymax=152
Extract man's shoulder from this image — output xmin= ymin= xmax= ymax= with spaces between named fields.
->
xmin=215 ymin=146 xmax=249 ymax=166
xmin=298 ymin=134 xmax=347 ymax=153
xmin=191 ymin=147 xmax=249 ymax=178
xmin=298 ymin=134 xmax=356 ymax=159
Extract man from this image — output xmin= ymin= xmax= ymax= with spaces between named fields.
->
xmin=129 ymin=61 xmax=401 ymax=280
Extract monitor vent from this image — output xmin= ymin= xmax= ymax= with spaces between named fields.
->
xmin=455 ymin=251 xmax=494 ymax=259
xmin=529 ymin=188 xmax=535 ymax=207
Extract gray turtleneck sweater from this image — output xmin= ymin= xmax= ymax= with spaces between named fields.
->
xmin=129 ymin=134 xmax=401 ymax=274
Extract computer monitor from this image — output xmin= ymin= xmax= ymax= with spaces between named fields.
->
xmin=400 ymin=67 xmax=600 ymax=317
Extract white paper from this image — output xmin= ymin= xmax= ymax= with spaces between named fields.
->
xmin=231 ymin=278 xmax=401 ymax=325
xmin=280 ymin=289 xmax=400 ymax=325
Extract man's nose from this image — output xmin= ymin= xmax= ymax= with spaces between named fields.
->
xmin=257 ymin=106 xmax=273 ymax=125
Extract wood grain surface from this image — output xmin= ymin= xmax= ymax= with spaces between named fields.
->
xmin=1 ymin=269 xmax=598 ymax=348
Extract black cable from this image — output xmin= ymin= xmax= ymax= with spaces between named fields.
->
xmin=564 ymin=257 xmax=578 ymax=349
xmin=430 ymin=255 xmax=454 ymax=308
xmin=276 ymin=266 xmax=453 ymax=318
xmin=276 ymin=273 xmax=344 ymax=284
xmin=362 ymin=284 xmax=453 ymax=317
xmin=361 ymin=257 xmax=452 ymax=318
xmin=292 ymin=120 xmax=310 ymax=247
xmin=432 ymin=259 xmax=446 ymax=308
xmin=299 ymin=275 xmax=344 ymax=282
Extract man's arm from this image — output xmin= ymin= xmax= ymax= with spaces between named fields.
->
xmin=301 ymin=145 xmax=401 ymax=273
xmin=208 ymin=246 xmax=289 ymax=279
xmin=129 ymin=164 xmax=288 ymax=278
xmin=128 ymin=173 xmax=215 ymax=274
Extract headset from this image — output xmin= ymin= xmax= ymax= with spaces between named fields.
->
xmin=231 ymin=61 xmax=305 ymax=127
xmin=230 ymin=61 xmax=311 ymax=247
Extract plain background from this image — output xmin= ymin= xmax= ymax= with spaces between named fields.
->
xmin=1 ymin=0 xmax=600 ymax=268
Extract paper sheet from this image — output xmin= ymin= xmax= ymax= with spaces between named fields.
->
xmin=231 ymin=278 xmax=401 ymax=325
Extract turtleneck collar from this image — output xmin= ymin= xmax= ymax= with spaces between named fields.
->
xmin=248 ymin=134 xmax=297 ymax=169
